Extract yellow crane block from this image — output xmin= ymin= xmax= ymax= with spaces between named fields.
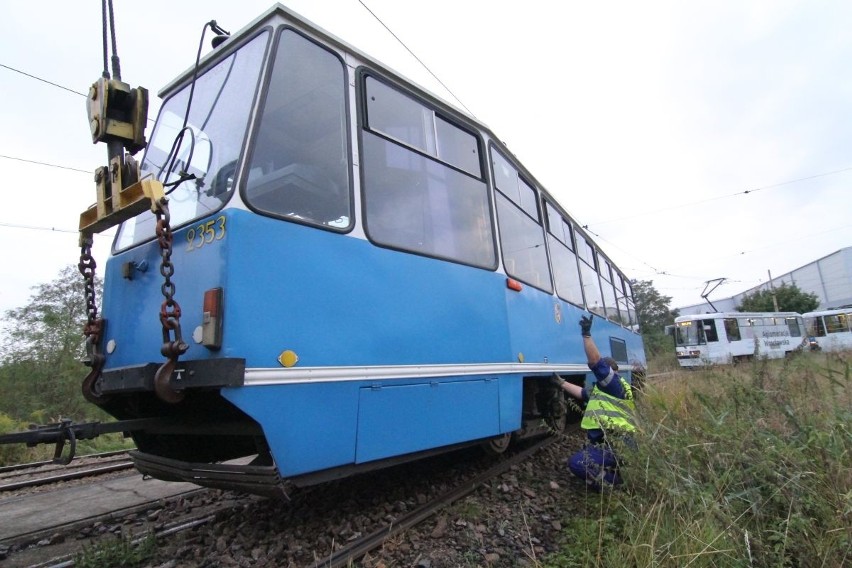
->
xmin=79 ymin=171 xmax=165 ymax=235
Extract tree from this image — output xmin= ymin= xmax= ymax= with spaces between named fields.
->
xmin=633 ymin=280 xmax=679 ymax=333
xmin=736 ymin=283 xmax=819 ymax=313
xmin=0 ymin=265 xmax=102 ymax=423
xmin=632 ymin=279 xmax=679 ymax=358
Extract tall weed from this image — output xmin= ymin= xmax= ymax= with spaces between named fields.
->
xmin=546 ymin=352 xmax=852 ymax=567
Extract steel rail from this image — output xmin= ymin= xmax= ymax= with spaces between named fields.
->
xmin=310 ymin=432 xmax=566 ymax=568
xmin=23 ymin=490 xmax=212 ymax=568
xmin=0 ymin=449 xmax=130 ymax=475
xmin=0 ymin=455 xmax=132 ymax=481
xmin=0 ymin=461 xmax=135 ymax=492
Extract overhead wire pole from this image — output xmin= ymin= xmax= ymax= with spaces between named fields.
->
xmin=768 ymin=270 xmax=780 ymax=311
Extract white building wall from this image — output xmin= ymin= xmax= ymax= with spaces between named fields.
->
xmin=677 ymin=247 xmax=852 ymax=315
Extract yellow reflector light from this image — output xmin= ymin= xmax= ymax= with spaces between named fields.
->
xmin=278 ymin=350 xmax=299 ymax=368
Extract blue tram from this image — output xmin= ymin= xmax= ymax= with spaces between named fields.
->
xmin=83 ymin=4 xmax=645 ymax=494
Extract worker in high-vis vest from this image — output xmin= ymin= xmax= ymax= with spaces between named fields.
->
xmin=552 ymin=314 xmax=636 ymax=491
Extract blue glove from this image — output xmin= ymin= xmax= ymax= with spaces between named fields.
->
xmin=580 ymin=315 xmax=594 ymax=337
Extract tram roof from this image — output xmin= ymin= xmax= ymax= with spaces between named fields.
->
xmin=803 ymin=307 xmax=852 ymax=317
xmin=159 ymin=4 xmax=472 ymax=125
xmin=675 ymin=312 xmax=802 ymax=321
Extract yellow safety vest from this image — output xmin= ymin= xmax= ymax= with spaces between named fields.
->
xmin=580 ymin=378 xmax=636 ymax=434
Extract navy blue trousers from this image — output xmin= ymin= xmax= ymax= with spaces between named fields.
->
xmin=567 ymin=444 xmax=622 ymax=491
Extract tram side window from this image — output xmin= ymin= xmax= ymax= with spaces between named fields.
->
xmin=809 ymin=317 xmax=826 ymax=337
xmin=786 ymin=317 xmax=803 ymax=337
xmin=491 ymin=148 xmax=551 ymax=291
xmin=824 ymin=314 xmax=847 ymax=334
xmin=577 ymin=234 xmax=595 ymax=266
xmin=545 ymin=202 xmax=583 ymax=306
xmin=366 ymin=80 xmax=481 ymax=178
xmin=492 ymin=151 xmax=538 ymax=218
xmin=625 ymin=280 xmax=637 ymax=327
xmin=739 ymin=318 xmax=755 ymax=340
xmin=366 ymin=77 xmax=430 ymax=153
xmin=361 ymin=76 xmax=495 ymax=268
xmin=615 ymin=273 xmax=633 ymax=327
xmin=599 ymin=259 xmax=620 ymax=323
xmin=805 ymin=317 xmax=819 ymax=336
xmin=609 ymin=337 xmax=628 ymax=364
xmin=702 ymin=319 xmax=719 ymax=342
xmin=723 ymin=318 xmax=741 ymax=341
xmin=244 ymin=31 xmax=350 ymax=229
xmin=577 ymin=237 xmax=604 ymax=316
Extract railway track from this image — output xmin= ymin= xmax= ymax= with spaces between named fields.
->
xmin=0 ymin=451 xmax=134 ymax=494
xmin=3 ymin=430 xmax=569 ymax=567
xmin=310 ymin=434 xmax=560 ymax=568
xmin=0 ymin=450 xmax=128 ymax=475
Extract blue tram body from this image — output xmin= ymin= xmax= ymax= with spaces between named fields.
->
xmin=90 ymin=5 xmax=646 ymax=494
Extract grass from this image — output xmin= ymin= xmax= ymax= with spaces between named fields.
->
xmin=74 ymin=531 xmax=157 ymax=568
xmin=544 ymin=350 xmax=852 ymax=568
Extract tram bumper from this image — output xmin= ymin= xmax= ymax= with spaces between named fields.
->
xmin=100 ymin=358 xmax=246 ymax=394
xmin=130 ymin=449 xmax=290 ymax=498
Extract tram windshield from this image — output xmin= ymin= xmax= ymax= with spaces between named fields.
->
xmin=675 ymin=320 xmax=704 ymax=346
xmin=115 ymin=32 xmax=269 ymax=250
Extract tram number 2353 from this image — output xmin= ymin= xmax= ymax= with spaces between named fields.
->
xmin=186 ymin=216 xmax=227 ymax=252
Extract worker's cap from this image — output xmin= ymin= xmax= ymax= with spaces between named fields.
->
xmin=602 ymin=357 xmax=619 ymax=371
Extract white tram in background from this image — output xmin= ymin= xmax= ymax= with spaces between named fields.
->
xmin=803 ymin=308 xmax=852 ymax=352
xmin=671 ymin=312 xmax=805 ymax=368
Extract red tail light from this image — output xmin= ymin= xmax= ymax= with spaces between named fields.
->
xmin=202 ymin=287 xmax=223 ymax=350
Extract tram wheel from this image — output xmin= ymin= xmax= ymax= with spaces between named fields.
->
xmin=482 ymin=432 xmax=512 ymax=455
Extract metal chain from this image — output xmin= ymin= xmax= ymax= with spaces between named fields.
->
xmin=154 ymin=198 xmax=189 ymax=359
xmin=78 ymin=234 xmax=107 ymax=404
xmin=78 ymin=235 xmax=99 ymax=331
xmin=153 ymin=198 xmax=188 ymax=404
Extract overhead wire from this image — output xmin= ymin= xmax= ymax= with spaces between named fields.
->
xmin=0 ymin=221 xmax=113 ymax=239
xmin=0 ymin=63 xmax=86 ymax=97
xmin=584 ymin=165 xmax=852 ymax=228
xmin=0 ymin=154 xmax=90 ymax=174
xmin=0 ymin=221 xmax=77 ymax=234
xmin=581 ymin=164 xmax=852 ymax=287
xmin=601 ymin=219 xmax=852 ymax=282
xmin=585 ymin=207 xmax=852 ymax=309
xmin=356 ymin=0 xmax=476 ymax=118
xmin=0 ymin=60 xmax=157 ymax=123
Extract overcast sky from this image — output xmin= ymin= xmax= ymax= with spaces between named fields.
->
xmin=1 ymin=0 xmax=850 ymax=315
